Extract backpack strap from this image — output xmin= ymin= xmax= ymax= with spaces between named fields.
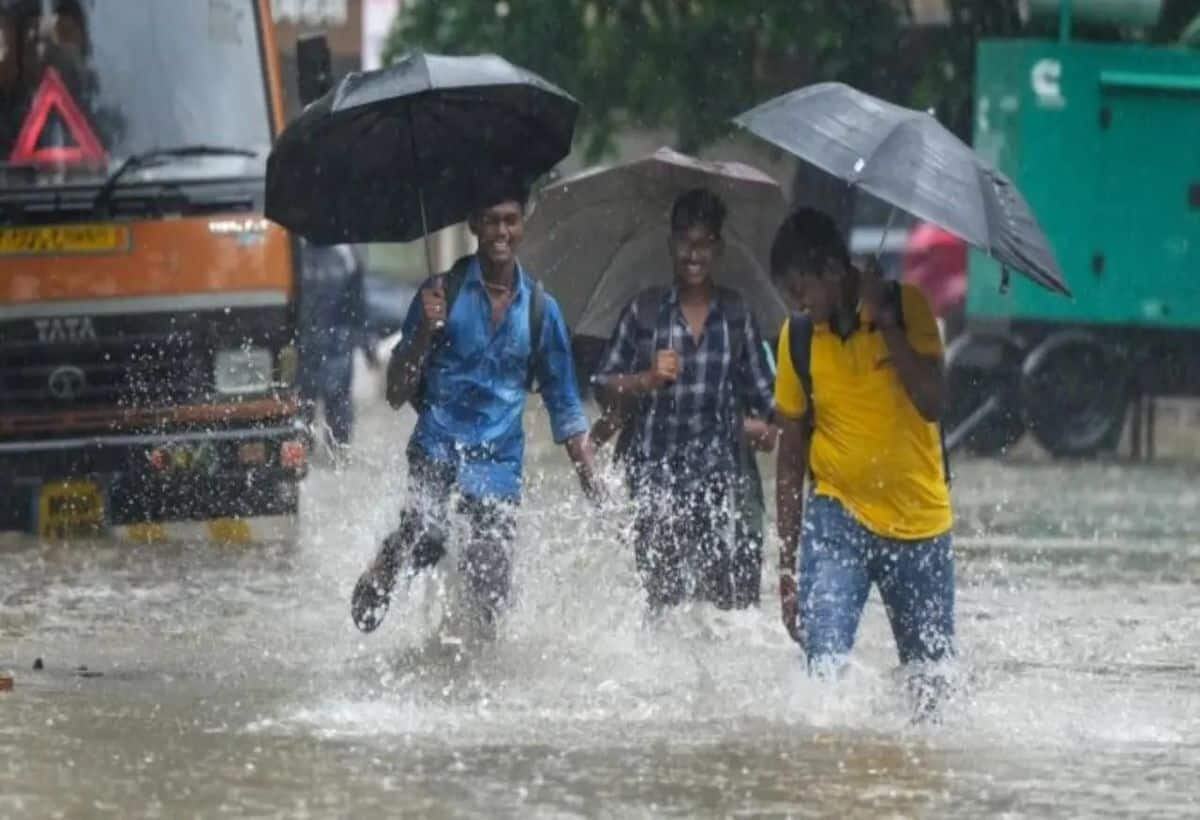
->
xmin=440 ymin=255 xmax=472 ymax=315
xmin=525 ymin=277 xmax=546 ymax=392
xmin=403 ymin=255 xmax=473 ymax=411
xmin=884 ymin=279 xmax=906 ymax=331
xmin=787 ymin=312 xmax=815 ymax=429
xmin=632 ymin=286 xmax=668 ymax=329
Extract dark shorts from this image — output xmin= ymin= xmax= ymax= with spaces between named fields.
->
xmin=630 ymin=461 xmax=762 ymax=611
xmin=384 ymin=446 xmax=517 ymax=616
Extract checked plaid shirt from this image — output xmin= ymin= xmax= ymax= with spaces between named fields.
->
xmin=595 ymin=286 xmax=775 ymax=477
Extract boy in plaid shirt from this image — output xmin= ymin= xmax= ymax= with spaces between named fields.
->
xmin=593 ymin=189 xmax=777 ymax=612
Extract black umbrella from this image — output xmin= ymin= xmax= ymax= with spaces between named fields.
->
xmin=734 ymin=82 xmax=1070 ymax=296
xmin=266 ymin=50 xmax=578 ymax=261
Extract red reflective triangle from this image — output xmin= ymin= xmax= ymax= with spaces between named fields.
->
xmin=8 ymin=67 xmax=108 ymax=168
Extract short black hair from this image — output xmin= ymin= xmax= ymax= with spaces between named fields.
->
xmin=670 ymin=187 xmax=726 ymax=238
xmin=472 ymin=177 xmax=530 ymax=218
xmin=769 ymin=207 xmax=850 ymax=280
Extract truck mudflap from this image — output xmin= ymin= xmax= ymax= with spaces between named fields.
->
xmin=0 ymin=423 xmax=308 ymax=536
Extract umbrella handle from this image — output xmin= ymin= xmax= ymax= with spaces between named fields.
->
xmin=875 ymin=206 xmax=898 ymax=262
xmin=762 ymin=340 xmax=777 ymax=378
xmin=416 ymin=188 xmax=444 ymax=330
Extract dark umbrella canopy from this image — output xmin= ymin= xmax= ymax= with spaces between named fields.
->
xmin=735 ymin=82 xmax=1069 ymax=296
xmin=266 ymin=51 xmax=578 ymax=244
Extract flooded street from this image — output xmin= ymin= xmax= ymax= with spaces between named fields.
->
xmin=3 ymin=393 xmax=1200 ymax=819
xmin=1 ymin=0 xmax=1197 ymax=816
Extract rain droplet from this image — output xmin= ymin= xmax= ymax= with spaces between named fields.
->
xmin=854 ymin=158 xmax=866 ymax=174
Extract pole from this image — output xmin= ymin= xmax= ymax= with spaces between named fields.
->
xmin=418 ymin=187 xmax=435 ymax=277
xmin=417 ymin=188 xmax=446 ymax=330
xmin=1059 ymin=0 xmax=1073 ymax=44
xmin=407 ymin=104 xmax=437 ymax=279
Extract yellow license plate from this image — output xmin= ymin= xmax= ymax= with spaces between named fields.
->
xmin=38 ymin=480 xmax=106 ymax=539
xmin=0 ymin=224 xmax=130 ymax=256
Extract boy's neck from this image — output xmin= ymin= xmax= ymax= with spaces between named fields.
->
xmin=676 ymin=278 xmax=714 ymax=305
xmin=478 ymin=254 xmax=517 ymax=289
xmin=832 ymin=274 xmax=860 ymax=333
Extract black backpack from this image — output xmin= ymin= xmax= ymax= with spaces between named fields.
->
xmin=611 ymin=285 xmax=750 ymax=464
xmin=391 ymin=255 xmax=548 ymax=410
xmin=787 ymin=281 xmax=951 ymax=484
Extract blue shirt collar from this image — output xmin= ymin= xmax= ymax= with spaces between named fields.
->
xmin=465 ymin=253 xmax=530 ymax=299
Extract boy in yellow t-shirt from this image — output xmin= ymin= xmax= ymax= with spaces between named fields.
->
xmin=771 ymin=207 xmax=955 ymax=694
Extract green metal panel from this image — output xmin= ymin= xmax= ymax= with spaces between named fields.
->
xmin=1027 ymin=0 xmax=1163 ymax=30
xmin=1098 ymin=70 xmax=1200 ymax=92
xmin=968 ymin=40 xmax=1200 ymax=330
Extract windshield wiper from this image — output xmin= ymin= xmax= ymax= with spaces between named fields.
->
xmin=92 ymin=145 xmax=257 ymax=215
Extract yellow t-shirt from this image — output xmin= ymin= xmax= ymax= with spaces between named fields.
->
xmin=775 ymin=284 xmax=952 ymax=540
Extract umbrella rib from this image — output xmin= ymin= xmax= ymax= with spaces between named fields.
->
xmin=850 ymin=111 xmax=928 ymax=182
xmin=853 ymin=116 xmax=992 ymax=247
xmin=975 ymin=165 xmax=1071 ymax=296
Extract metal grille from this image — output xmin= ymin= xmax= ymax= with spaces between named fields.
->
xmin=0 ymin=331 xmax=207 ymax=411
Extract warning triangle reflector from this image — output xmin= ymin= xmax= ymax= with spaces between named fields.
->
xmin=8 ymin=67 xmax=108 ymax=168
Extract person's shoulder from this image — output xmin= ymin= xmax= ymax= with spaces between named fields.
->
xmin=446 ymin=254 xmax=476 ymax=276
xmin=715 ymin=285 xmax=753 ymax=321
xmin=631 ymin=285 xmax=668 ymax=313
xmin=899 ymin=281 xmax=933 ymax=311
xmin=897 ymin=283 xmax=942 ymax=352
xmin=538 ymin=285 xmax=564 ymax=317
xmin=715 ymin=284 xmax=746 ymax=303
xmin=601 ymin=287 xmax=661 ymax=327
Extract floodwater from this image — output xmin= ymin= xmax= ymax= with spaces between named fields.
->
xmin=3 ymin=390 xmax=1200 ymax=819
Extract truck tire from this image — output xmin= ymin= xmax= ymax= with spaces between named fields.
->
xmin=944 ymin=333 xmax=1026 ymax=457
xmin=1020 ymin=331 xmax=1129 ymax=459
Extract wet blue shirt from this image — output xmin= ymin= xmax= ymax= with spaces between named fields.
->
xmin=398 ymin=256 xmax=589 ymax=500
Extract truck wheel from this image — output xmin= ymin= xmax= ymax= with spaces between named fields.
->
xmin=1020 ymin=331 xmax=1129 ymax=459
xmin=944 ymin=333 xmax=1026 ymax=457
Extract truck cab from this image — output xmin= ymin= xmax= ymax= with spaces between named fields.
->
xmin=0 ymin=0 xmax=306 ymax=536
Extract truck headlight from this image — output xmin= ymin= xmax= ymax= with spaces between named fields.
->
xmin=213 ymin=347 xmax=273 ymax=395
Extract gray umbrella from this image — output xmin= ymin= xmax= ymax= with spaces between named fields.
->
xmin=522 ymin=147 xmax=789 ymax=341
xmin=734 ymin=82 xmax=1069 ymax=296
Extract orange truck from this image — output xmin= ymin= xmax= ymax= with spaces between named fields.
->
xmin=0 ymin=1 xmax=307 ymax=536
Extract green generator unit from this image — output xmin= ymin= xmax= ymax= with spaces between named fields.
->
xmin=948 ymin=2 xmax=1200 ymax=458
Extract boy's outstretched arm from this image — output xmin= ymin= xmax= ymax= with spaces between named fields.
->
xmin=563 ymin=433 xmax=602 ymax=503
xmin=776 ymin=416 xmax=810 ymax=644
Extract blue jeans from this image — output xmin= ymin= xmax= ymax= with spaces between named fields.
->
xmin=798 ymin=494 xmax=955 ymax=672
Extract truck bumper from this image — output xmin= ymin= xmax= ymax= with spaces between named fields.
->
xmin=0 ymin=423 xmax=308 ymax=534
